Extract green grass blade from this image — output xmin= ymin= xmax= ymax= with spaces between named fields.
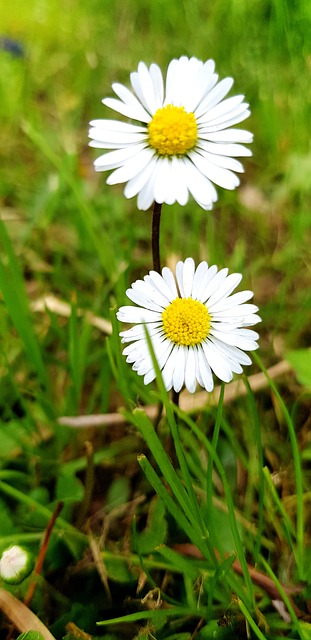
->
xmin=173 ymin=406 xmax=255 ymax=609
xmin=260 ymin=555 xmax=307 ymax=640
xmin=253 ymin=352 xmax=304 ymax=578
xmin=238 ymin=599 xmax=269 ymax=640
xmin=0 ymin=219 xmax=49 ymax=392
xmin=137 ymin=454 xmax=211 ymax=559
xmin=21 ymin=120 xmax=116 ymax=279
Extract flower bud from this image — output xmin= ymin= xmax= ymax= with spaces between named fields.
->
xmin=0 ymin=545 xmax=34 ymax=584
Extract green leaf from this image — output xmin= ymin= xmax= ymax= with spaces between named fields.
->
xmin=56 ymin=470 xmax=84 ymax=503
xmin=286 ymin=349 xmax=311 ymax=387
xmin=106 ymin=476 xmax=130 ymax=511
xmin=16 ymin=633 xmax=46 ymax=640
xmin=134 ymin=496 xmax=167 ymax=554
xmin=104 ymin=556 xmax=135 ymax=583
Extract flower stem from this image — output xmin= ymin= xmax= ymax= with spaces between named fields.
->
xmin=172 ymin=389 xmax=180 ymax=407
xmin=152 ymin=201 xmax=162 ymax=273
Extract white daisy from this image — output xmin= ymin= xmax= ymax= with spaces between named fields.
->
xmin=116 ymin=258 xmax=260 ymax=393
xmin=89 ymin=56 xmax=253 ymax=211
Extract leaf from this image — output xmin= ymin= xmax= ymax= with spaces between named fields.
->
xmin=0 ymin=498 xmax=16 ymax=537
xmin=56 ymin=470 xmax=84 ymax=503
xmin=16 ymin=632 xmax=45 ymax=640
xmin=134 ymin=496 xmax=167 ymax=554
xmin=286 ymin=349 xmax=311 ymax=388
xmin=106 ymin=476 xmax=130 ymax=511
xmin=104 ymin=556 xmax=136 ymax=583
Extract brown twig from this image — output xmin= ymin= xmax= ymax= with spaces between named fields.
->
xmin=24 ymin=501 xmax=64 ymax=607
xmin=58 ymin=360 xmax=292 ymax=428
xmin=0 ymin=589 xmax=56 ymax=640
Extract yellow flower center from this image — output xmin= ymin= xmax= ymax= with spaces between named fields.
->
xmin=162 ymin=297 xmax=211 ymax=347
xmin=148 ymin=105 xmax=198 ymax=156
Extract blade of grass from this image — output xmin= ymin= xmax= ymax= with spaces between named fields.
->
xmin=137 ymin=454 xmax=211 ymax=560
xmin=172 ymin=405 xmax=255 ymax=610
xmin=0 ymin=219 xmax=49 ymax=394
xmin=253 ymin=352 xmax=304 ymax=579
xmin=21 ymin=120 xmax=116 ymax=279
xmin=238 ymin=599 xmax=269 ymax=640
xmin=242 ymin=376 xmax=265 ymax=562
xmin=97 ymin=606 xmax=206 ymax=626
xmin=205 ymin=383 xmax=225 ymax=555
xmin=0 ymin=480 xmax=86 ymax=542
xmin=132 ymin=410 xmax=199 ymax=530
xmin=263 ymin=466 xmax=296 ymax=547
xmin=259 ymin=555 xmax=307 ymax=640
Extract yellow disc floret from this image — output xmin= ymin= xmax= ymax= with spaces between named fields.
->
xmin=148 ymin=105 xmax=198 ymax=156
xmin=162 ymin=297 xmax=211 ymax=347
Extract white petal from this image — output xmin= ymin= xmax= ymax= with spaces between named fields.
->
xmin=103 ymin=95 xmax=150 ymax=123
xmin=198 ymin=149 xmax=245 ymax=173
xmin=161 ymin=266 xmax=179 ymax=299
xmin=116 ymin=306 xmax=161 ymax=324
xmin=201 ymin=95 xmax=245 ymax=124
xmin=89 ymin=128 xmax=147 ymax=147
xmin=202 ymin=268 xmax=229 ymax=302
xmin=210 ymin=328 xmax=259 ymax=350
xmin=131 ymin=278 xmax=171 ymax=307
xmin=182 ymin=258 xmax=195 ymax=297
xmin=181 ymin=158 xmax=218 ymax=208
xmin=197 ymin=140 xmax=252 ymax=158
xmin=153 ymin=157 xmax=189 ymax=206
xmin=175 ymin=261 xmax=185 ymax=297
xmin=124 ymin=156 xmax=158 ymax=199
xmin=209 ymin=290 xmax=254 ymax=311
xmin=172 ymin=346 xmax=187 ymax=392
xmin=149 ymin=63 xmax=164 ymax=107
xmin=130 ymin=62 xmax=160 ymax=114
xmin=194 ymin=77 xmax=234 ymax=118
xmin=242 ymin=314 xmax=261 ymax=326
xmin=107 ymin=148 xmax=155 ymax=184
xmin=161 ymin=347 xmax=178 ymax=390
xmin=120 ymin=324 xmax=163 ymax=342
xmin=184 ymin=60 xmax=217 ymax=111
xmin=191 ymin=261 xmax=209 ymax=299
xmin=202 ymin=110 xmax=251 ymax=133
xmin=195 ymin=265 xmax=218 ymax=301
xmin=189 ymin=151 xmax=240 ymax=190
xmin=165 ymin=57 xmax=201 ymax=106
xmin=204 ymin=129 xmax=253 ymax=144
xmin=111 ymin=81 xmax=152 ymax=119
xmin=184 ymin=348 xmax=197 ymax=393
xmin=202 ymin=341 xmax=233 ymax=383
xmin=126 ymin=288 xmax=165 ymax=312
xmin=207 ymin=273 xmax=242 ymax=307
xmin=94 ymin=144 xmax=147 ymax=172
xmin=89 ymin=119 xmax=146 ymax=133
xmin=136 ymin=172 xmax=157 ymax=210
xmin=197 ymin=347 xmax=214 ymax=391
xmin=146 ymin=270 xmax=177 ymax=303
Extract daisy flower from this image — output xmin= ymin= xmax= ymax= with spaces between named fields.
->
xmin=89 ymin=56 xmax=253 ymax=211
xmin=116 ymin=258 xmax=260 ymax=393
